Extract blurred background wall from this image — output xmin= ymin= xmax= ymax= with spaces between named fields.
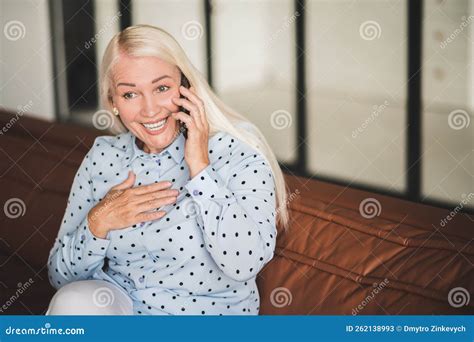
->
xmin=0 ymin=0 xmax=472 ymax=211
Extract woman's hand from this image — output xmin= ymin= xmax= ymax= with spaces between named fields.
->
xmin=171 ymin=86 xmax=210 ymax=178
xmin=87 ymin=171 xmax=179 ymax=238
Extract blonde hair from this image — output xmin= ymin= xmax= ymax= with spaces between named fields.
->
xmin=99 ymin=24 xmax=290 ymax=231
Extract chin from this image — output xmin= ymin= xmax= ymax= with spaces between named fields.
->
xmin=133 ymin=117 xmax=178 ymax=153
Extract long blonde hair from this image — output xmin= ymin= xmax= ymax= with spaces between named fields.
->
xmin=99 ymin=24 xmax=290 ymax=231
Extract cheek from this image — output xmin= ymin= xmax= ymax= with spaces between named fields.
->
xmin=112 ymin=100 xmax=136 ymax=126
xmin=115 ymin=98 xmax=146 ymax=122
xmin=163 ymin=90 xmax=181 ymax=110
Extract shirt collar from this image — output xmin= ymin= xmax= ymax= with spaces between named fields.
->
xmin=121 ymin=129 xmax=185 ymax=165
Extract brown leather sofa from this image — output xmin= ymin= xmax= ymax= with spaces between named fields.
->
xmin=0 ymin=109 xmax=472 ymax=315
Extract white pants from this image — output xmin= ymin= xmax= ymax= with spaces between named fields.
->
xmin=46 ymin=280 xmax=134 ymax=315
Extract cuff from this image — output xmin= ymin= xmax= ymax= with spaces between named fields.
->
xmin=185 ymin=164 xmax=226 ymax=200
xmin=78 ymin=216 xmax=111 ymax=255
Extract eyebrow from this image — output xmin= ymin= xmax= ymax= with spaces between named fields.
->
xmin=116 ymin=75 xmax=172 ymax=88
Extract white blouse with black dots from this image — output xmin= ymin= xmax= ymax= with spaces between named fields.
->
xmin=47 ymin=125 xmax=277 ymax=315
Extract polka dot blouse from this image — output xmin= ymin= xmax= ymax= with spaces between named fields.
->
xmin=47 ymin=124 xmax=277 ymax=315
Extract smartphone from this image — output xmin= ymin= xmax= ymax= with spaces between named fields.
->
xmin=179 ymin=72 xmax=191 ymax=139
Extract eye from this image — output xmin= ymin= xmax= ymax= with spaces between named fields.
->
xmin=155 ymin=85 xmax=170 ymax=93
xmin=122 ymin=92 xmax=137 ymax=100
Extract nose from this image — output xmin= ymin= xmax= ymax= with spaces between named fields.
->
xmin=141 ymin=93 xmax=160 ymax=117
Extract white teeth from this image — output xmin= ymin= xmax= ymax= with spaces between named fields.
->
xmin=142 ymin=118 xmax=166 ymax=130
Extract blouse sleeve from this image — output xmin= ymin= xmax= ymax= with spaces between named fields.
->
xmin=47 ymin=141 xmax=111 ymax=289
xmin=184 ymin=144 xmax=277 ymax=282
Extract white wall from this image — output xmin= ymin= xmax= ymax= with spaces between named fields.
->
xmin=306 ymin=0 xmax=407 ymax=191
xmin=212 ymin=0 xmax=297 ymax=164
xmin=0 ymin=0 xmax=55 ymax=121
xmin=422 ymin=0 xmax=474 ymax=206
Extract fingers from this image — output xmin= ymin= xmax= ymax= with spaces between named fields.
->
xmin=172 ymin=85 xmax=207 ymax=128
xmin=112 ymin=170 xmax=136 ymax=190
xmin=135 ymin=195 xmax=177 ymax=213
xmin=133 ymin=188 xmax=179 ymax=204
xmin=172 ymin=98 xmax=202 ymax=130
xmin=172 ymin=111 xmax=196 ymax=132
xmin=172 ymin=96 xmax=200 ymax=116
xmin=136 ymin=209 xmax=167 ymax=222
xmin=188 ymin=86 xmax=207 ymax=127
xmin=133 ymin=179 xmax=174 ymax=195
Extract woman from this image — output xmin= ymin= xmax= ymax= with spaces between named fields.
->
xmin=46 ymin=24 xmax=290 ymax=315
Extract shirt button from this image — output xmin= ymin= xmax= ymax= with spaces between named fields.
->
xmin=81 ymin=234 xmax=86 ymax=241
xmin=193 ymin=190 xmax=200 ymax=196
xmin=139 ymin=276 xmax=145 ymax=283
xmin=140 ymin=222 xmax=145 ymax=227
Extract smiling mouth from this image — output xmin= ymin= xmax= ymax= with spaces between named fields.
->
xmin=141 ymin=117 xmax=168 ymax=131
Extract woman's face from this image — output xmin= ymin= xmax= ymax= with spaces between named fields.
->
xmin=111 ymin=54 xmax=182 ymax=154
